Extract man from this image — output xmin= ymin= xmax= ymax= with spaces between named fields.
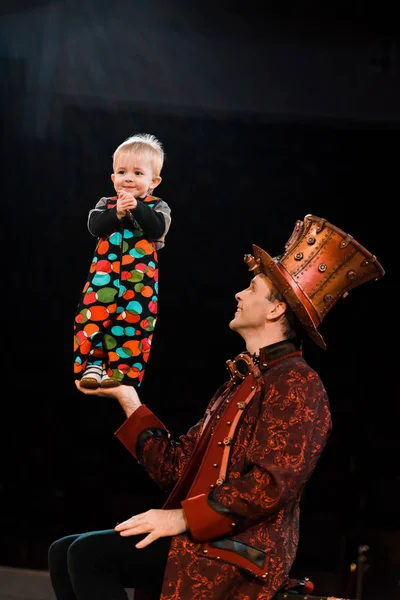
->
xmin=49 ymin=214 xmax=384 ymax=600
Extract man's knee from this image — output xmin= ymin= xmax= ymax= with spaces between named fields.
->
xmin=48 ymin=534 xmax=79 ymax=574
xmin=66 ymin=531 xmax=112 ymax=572
xmin=49 ymin=535 xmax=77 ymax=560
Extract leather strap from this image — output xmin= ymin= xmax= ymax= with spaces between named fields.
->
xmin=217 ymin=378 xmax=261 ymax=484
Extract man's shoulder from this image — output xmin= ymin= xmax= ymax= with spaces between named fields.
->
xmin=264 ymin=355 xmax=325 ymax=389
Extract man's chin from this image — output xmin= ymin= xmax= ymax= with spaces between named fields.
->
xmin=229 ymin=317 xmax=239 ymax=331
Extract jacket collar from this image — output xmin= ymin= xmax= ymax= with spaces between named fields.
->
xmin=257 ymin=337 xmax=302 ymax=371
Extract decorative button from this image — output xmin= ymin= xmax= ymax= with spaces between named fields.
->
xmin=226 ymin=421 xmax=232 ymax=425
xmin=216 ymin=477 xmax=225 ymax=486
xmin=231 ymin=522 xmax=236 ymax=527
xmin=216 ymin=415 xmax=220 ymax=419
xmin=203 ymin=549 xmax=208 ymax=553
xmin=213 ymin=463 xmax=218 ymax=468
xmin=223 ymin=437 xmax=232 ymax=445
xmin=237 ymin=401 xmax=246 ymax=409
xmin=210 ymin=484 xmax=215 ymax=488
xmin=217 ymin=441 xmax=222 ymax=446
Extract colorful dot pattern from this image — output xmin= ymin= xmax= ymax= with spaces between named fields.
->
xmin=73 ymin=196 xmax=162 ymax=388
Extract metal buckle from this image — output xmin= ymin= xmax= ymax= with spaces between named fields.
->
xmin=226 ymin=353 xmax=261 ymax=383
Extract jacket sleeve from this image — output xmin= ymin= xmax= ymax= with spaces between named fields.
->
xmin=133 ymin=199 xmax=171 ymax=242
xmin=181 ymin=369 xmax=332 ymax=542
xmin=87 ymin=197 xmax=121 ymax=238
xmin=114 ymin=405 xmax=203 ymax=490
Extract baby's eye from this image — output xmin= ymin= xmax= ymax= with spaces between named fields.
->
xmin=135 ymin=171 xmax=143 ymax=176
xmin=118 ymin=170 xmax=125 ymax=174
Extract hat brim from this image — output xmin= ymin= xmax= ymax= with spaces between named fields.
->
xmin=252 ymin=244 xmax=327 ymax=349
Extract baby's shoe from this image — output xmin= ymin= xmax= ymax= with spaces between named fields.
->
xmin=80 ymin=365 xmax=103 ymax=389
xmin=100 ymin=372 xmax=121 ymax=388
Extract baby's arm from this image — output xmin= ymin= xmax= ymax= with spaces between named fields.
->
xmin=133 ymin=201 xmax=168 ymax=239
xmin=87 ymin=197 xmax=120 ymax=238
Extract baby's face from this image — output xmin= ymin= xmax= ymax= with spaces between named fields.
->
xmin=111 ymin=151 xmax=158 ymax=198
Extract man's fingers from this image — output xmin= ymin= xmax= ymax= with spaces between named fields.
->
xmin=116 ymin=515 xmax=146 ymax=531
xmin=135 ymin=532 xmax=158 ymax=549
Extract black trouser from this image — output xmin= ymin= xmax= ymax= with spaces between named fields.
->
xmin=48 ymin=529 xmax=171 ymax=600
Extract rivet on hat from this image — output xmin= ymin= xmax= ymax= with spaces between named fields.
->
xmin=347 ymin=270 xmax=357 ymax=279
xmin=244 ymin=254 xmax=261 ymax=272
xmin=307 ymin=237 xmax=316 ymax=245
xmin=318 ymin=263 xmax=327 ymax=272
xmin=324 ymin=293 xmax=333 ymax=302
xmin=295 ymin=252 xmax=303 ymax=260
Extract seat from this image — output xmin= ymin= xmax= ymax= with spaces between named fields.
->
xmin=273 ymin=578 xmax=354 ymax=599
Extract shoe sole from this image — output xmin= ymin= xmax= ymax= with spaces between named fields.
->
xmin=80 ymin=377 xmax=100 ymax=389
xmin=100 ymin=379 xmax=121 ymax=389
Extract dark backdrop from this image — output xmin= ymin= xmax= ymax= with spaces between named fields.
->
xmin=1 ymin=3 xmax=399 ymax=599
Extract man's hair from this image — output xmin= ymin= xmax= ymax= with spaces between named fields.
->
xmin=113 ymin=133 xmax=165 ymax=177
xmin=266 ymin=284 xmax=303 ymax=341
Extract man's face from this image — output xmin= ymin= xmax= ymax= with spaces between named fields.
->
xmin=229 ymin=274 xmax=278 ymax=334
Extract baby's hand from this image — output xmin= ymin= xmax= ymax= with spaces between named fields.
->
xmin=116 ymin=191 xmax=138 ymax=219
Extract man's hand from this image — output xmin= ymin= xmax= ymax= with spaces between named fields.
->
xmin=116 ymin=190 xmax=138 ymax=219
xmin=75 ymin=381 xmax=142 ymax=417
xmin=115 ymin=509 xmax=188 ymax=549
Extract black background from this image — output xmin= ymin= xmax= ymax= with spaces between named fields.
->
xmin=1 ymin=2 xmax=399 ymax=599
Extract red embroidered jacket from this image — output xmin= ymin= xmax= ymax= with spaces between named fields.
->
xmin=115 ymin=340 xmax=332 ymax=600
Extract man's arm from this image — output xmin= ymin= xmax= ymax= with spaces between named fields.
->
xmin=75 ymin=381 xmax=202 ymax=491
xmin=75 ymin=381 xmax=188 ymax=549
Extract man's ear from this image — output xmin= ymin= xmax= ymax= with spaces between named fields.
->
xmin=267 ymin=301 xmax=287 ymax=321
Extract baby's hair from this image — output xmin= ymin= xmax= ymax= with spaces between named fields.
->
xmin=113 ymin=133 xmax=165 ymax=177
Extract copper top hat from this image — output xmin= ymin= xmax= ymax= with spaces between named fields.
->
xmin=244 ymin=214 xmax=385 ymax=349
